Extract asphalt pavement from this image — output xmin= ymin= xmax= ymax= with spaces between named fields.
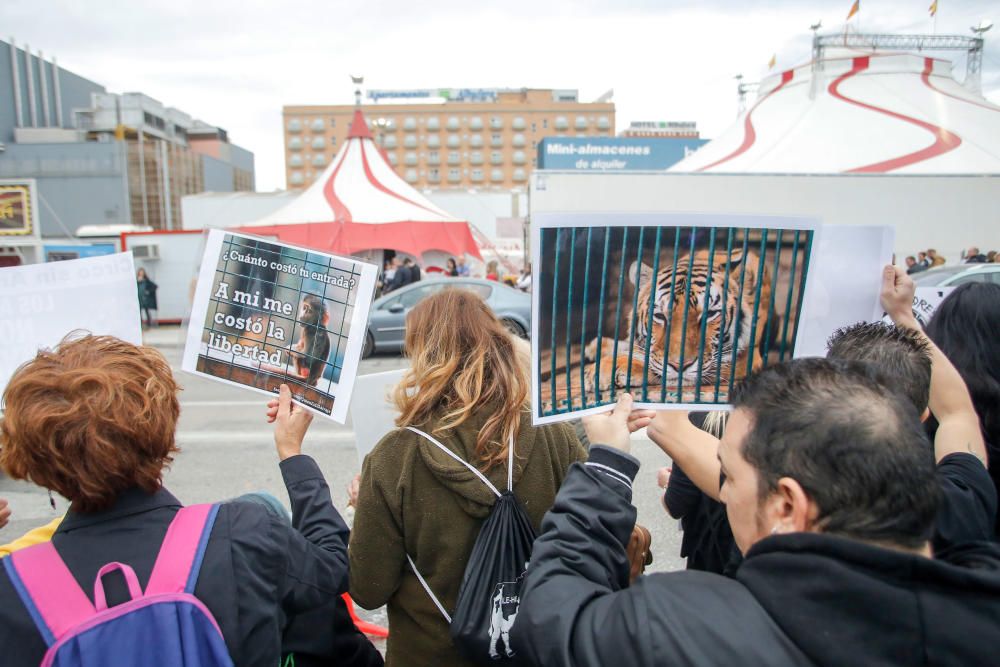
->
xmin=0 ymin=324 xmax=687 ymax=646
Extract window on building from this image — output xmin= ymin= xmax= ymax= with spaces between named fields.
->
xmin=490 ymin=151 xmax=503 ymax=165
xmin=448 ymin=168 xmax=461 ymax=182
xmin=471 ymin=168 xmax=484 ymax=182
xmin=448 ymin=151 xmax=461 ymax=165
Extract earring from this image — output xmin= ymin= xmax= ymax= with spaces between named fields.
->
xmin=770 ymin=525 xmax=781 ymax=535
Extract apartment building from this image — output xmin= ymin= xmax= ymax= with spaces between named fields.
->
xmin=283 ymin=88 xmax=615 ymax=190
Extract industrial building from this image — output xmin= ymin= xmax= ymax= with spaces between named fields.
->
xmin=0 ymin=38 xmax=255 ymax=264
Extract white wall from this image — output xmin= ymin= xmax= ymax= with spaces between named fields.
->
xmin=125 ymin=231 xmax=206 ymax=322
xmin=531 ymin=171 xmax=1000 ymax=264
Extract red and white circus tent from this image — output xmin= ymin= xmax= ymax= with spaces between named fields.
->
xmin=672 ymin=50 xmax=1000 ymax=174
xmin=240 ymin=109 xmax=482 ymax=260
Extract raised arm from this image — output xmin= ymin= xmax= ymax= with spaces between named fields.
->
xmin=645 ymin=410 xmax=723 ymax=501
xmin=880 ymin=266 xmax=988 ymax=465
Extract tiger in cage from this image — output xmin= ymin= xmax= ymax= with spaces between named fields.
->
xmin=583 ymin=247 xmax=771 ymax=397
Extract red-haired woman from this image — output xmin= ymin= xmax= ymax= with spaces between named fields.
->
xmin=0 ymin=335 xmax=349 ymax=666
xmin=348 ymin=289 xmax=587 ymax=666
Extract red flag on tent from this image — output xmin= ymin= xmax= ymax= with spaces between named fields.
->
xmin=847 ymin=0 xmax=860 ymax=20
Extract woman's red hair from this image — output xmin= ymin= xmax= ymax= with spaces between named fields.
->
xmin=0 ymin=334 xmax=180 ymax=512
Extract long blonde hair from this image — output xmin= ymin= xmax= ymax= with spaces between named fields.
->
xmin=394 ymin=288 xmax=528 ymax=470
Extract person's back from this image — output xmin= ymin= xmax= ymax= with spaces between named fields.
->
xmin=925 ymin=282 xmax=1000 ymax=538
xmin=349 ymin=289 xmax=584 ymax=667
xmin=0 ymin=337 xmax=349 ymax=666
xmin=512 ymin=359 xmax=1000 ymax=666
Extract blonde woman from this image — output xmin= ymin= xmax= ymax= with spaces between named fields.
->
xmin=349 ymin=289 xmax=585 ymax=667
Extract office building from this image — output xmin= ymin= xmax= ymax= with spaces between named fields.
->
xmin=283 ymin=88 xmax=615 ymax=190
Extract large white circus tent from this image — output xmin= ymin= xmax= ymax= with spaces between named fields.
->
xmin=671 ymin=49 xmax=1000 ymax=174
xmin=240 ymin=109 xmax=482 ymax=261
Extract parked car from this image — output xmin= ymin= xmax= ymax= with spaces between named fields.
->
xmin=912 ymin=263 xmax=1000 ymax=287
xmin=363 ymin=278 xmax=530 ymax=357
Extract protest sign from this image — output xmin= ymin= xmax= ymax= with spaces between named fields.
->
xmin=794 ymin=225 xmax=895 ymax=356
xmin=532 ymin=213 xmax=824 ymax=423
xmin=183 ymin=230 xmax=378 ymax=422
xmin=880 ymin=286 xmax=955 ymax=328
xmin=0 ymin=252 xmax=142 ymax=393
xmin=349 ymin=368 xmax=407 ymax=465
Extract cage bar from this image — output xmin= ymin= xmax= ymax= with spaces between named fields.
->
xmin=641 ymin=228 xmax=663 ymax=402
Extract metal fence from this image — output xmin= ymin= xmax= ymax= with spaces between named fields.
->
xmin=537 ymin=224 xmax=813 ymax=418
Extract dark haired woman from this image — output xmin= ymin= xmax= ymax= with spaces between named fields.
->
xmin=926 ymin=282 xmax=1000 ymax=538
xmin=136 ymin=268 xmax=158 ymax=328
xmin=445 ymin=257 xmax=459 ymax=277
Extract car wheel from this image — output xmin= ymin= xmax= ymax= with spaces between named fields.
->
xmin=501 ymin=318 xmax=527 ymax=339
xmin=362 ymin=331 xmax=375 ymax=359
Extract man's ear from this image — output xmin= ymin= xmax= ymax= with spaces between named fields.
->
xmin=765 ymin=477 xmax=819 ymax=534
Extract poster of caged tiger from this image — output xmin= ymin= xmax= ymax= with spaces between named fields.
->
xmin=531 ymin=213 xmax=819 ymax=424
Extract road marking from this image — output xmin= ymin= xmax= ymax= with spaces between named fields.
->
xmin=176 ymin=430 xmax=357 ymax=443
xmin=181 ymin=400 xmax=266 ymax=407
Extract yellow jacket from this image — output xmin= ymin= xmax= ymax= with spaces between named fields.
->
xmin=0 ymin=516 xmax=63 ymax=557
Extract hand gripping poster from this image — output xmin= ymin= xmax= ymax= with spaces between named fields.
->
xmin=532 ymin=213 xmax=822 ymax=424
xmin=183 ymin=230 xmax=378 ymax=422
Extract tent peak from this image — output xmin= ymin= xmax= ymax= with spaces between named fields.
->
xmin=348 ymin=108 xmax=373 ymax=140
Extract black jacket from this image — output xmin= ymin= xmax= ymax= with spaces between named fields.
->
xmin=512 ymin=446 xmax=1000 ymax=667
xmin=0 ymin=455 xmax=349 ymax=666
xmin=664 ymin=463 xmax=737 ymax=574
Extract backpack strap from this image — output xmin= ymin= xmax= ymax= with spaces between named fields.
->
xmin=406 ymin=426 xmax=517 ymax=497
xmin=145 ymin=503 xmax=220 ymax=595
xmin=403 ymin=427 xmax=516 ymax=623
xmin=406 ymin=554 xmax=452 ymax=624
xmin=4 ymin=542 xmax=96 ymax=646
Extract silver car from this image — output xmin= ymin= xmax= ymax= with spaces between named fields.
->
xmin=912 ymin=263 xmax=1000 ymax=287
xmin=363 ymin=278 xmax=531 ymax=357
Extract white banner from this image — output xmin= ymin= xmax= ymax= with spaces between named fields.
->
xmin=0 ymin=252 xmax=142 ymax=393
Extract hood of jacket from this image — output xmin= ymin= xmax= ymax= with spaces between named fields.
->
xmin=413 ymin=410 xmax=537 ymax=519
xmin=737 ymin=533 xmax=1000 ymax=666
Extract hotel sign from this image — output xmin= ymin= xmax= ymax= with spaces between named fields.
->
xmin=0 ymin=183 xmax=33 ymax=236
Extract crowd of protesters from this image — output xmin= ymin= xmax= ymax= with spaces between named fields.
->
xmin=0 ymin=262 xmax=998 ymax=665
xmin=905 ymin=246 xmax=998 ymax=274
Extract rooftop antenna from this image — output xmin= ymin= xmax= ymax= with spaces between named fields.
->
xmin=810 ymin=20 xmax=824 ymax=99
xmin=351 ymin=75 xmax=364 ymax=106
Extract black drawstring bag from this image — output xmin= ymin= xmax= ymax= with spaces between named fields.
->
xmin=405 ymin=427 xmax=536 ymax=663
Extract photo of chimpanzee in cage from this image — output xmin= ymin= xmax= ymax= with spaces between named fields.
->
xmin=532 ymin=214 xmax=817 ymax=423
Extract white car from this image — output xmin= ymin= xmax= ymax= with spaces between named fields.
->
xmin=912 ymin=263 xmax=1000 ymax=287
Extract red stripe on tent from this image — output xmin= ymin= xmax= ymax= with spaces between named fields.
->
xmin=235 ymin=220 xmax=482 ymax=260
xmin=358 ymin=141 xmax=445 ymax=218
xmin=921 ymin=57 xmax=1000 ymax=113
xmin=323 ymin=142 xmax=353 ymax=223
xmin=696 ymin=69 xmax=794 ymax=172
xmin=830 ymin=57 xmax=962 ymax=173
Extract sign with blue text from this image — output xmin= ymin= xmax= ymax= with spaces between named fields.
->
xmin=537 ymin=137 xmax=707 ymax=171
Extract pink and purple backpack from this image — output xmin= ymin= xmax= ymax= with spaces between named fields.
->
xmin=2 ymin=503 xmax=234 ymax=667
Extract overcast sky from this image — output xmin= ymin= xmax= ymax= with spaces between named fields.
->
xmin=4 ymin=0 xmax=998 ymax=190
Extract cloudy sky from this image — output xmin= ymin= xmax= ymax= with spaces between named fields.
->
xmin=4 ymin=0 xmax=998 ymax=190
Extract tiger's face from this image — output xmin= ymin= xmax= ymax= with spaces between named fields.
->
xmin=631 ymin=248 xmax=765 ymax=386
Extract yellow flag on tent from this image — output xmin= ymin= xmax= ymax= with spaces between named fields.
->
xmin=847 ymin=0 xmax=860 ymax=20
xmin=768 ymin=54 xmax=777 ymax=69
xmin=929 ymin=0 xmax=938 ymax=17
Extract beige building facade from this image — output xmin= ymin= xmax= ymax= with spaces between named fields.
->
xmin=283 ymin=88 xmax=615 ymax=190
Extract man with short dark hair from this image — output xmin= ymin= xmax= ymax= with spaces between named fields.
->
xmin=512 ymin=363 xmax=1000 ymax=666
xmin=965 ymin=246 xmax=987 ymax=263
xmin=905 ymin=255 xmax=927 ymax=274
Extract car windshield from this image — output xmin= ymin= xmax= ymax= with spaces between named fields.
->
xmin=912 ymin=266 xmax=967 ymax=286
